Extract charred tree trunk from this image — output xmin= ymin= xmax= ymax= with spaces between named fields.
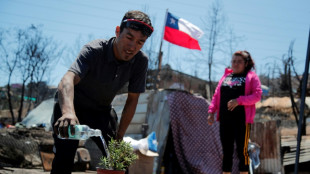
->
xmin=208 ymin=63 xmax=212 ymax=98
xmin=17 ymin=81 xmax=26 ymax=122
xmin=286 ymin=41 xmax=306 ymax=135
xmin=288 ymin=65 xmax=299 ymax=126
xmin=26 ymin=80 xmax=33 ymax=113
xmin=7 ymin=81 xmax=15 ymax=125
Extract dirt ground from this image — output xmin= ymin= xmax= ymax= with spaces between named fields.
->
xmin=0 ymin=127 xmax=97 ymax=174
xmin=256 ymin=97 xmax=310 ymax=136
xmin=281 ymin=124 xmax=310 ymax=136
xmin=0 ymin=167 xmax=96 ymax=174
xmin=278 ymin=115 xmax=310 ymax=136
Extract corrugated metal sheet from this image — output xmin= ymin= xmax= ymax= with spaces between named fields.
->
xmin=145 ymin=90 xmax=171 ymax=174
xmin=112 ymin=91 xmax=151 ymax=134
xmin=282 ymin=135 xmax=310 ymax=166
xmin=250 ymin=121 xmax=284 ymax=174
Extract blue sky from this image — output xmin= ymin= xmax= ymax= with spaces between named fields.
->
xmin=0 ymin=0 xmax=309 ymax=86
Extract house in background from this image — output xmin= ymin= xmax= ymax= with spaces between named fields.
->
xmin=146 ymin=64 xmax=209 ymax=98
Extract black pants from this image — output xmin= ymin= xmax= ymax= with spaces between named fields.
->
xmin=220 ymin=120 xmax=251 ymax=172
xmin=50 ymin=102 xmax=118 ymax=174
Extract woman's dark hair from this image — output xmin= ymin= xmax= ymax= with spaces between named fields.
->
xmin=233 ymin=50 xmax=255 ymax=73
xmin=120 ymin=10 xmax=153 ymax=37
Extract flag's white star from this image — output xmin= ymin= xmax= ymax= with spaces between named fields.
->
xmin=170 ymin=18 xmax=176 ymax=25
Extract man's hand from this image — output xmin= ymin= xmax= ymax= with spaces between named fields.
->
xmin=207 ymin=113 xmax=215 ymax=125
xmin=54 ymin=113 xmax=80 ymax=138
xmin=227 ymin=99 xmax=239 ymax=111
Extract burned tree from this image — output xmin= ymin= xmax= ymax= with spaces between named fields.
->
xmin=281 ymin=41 xmax=308 ymax=135
xmin=0 ymin=25 xmax=63 ymax=123
xmin=200 ymin=0 xmax=226 ymax=99
xmin=17 ymin=25 xmax=62 ymax=121
xmin=0 ymin=29 xmax=25 ymax=124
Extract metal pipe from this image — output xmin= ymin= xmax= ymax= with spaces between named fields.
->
xmin=294 ymin=28 xmax=310 ymax=174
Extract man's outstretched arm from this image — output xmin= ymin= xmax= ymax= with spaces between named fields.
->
xmin=116 ymin=92 xmax=140 ymax=140
xmin=54 ymin=71 xmax=81 ymax=138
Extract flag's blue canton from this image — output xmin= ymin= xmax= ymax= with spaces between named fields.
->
xmin=166 ymin=12 xmax=179 ymax=30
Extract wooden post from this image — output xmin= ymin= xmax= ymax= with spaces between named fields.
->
xmin=154 ymin=9 xmax=168 ymax=90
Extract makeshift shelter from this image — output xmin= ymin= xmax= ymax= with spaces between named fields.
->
xmin=21 ymin=98 xmax=54 ymax=130
xmin=110 ymin=89 xmax=240 ymax=174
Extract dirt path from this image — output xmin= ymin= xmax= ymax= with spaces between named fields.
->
xmin=281 ymin=124 xmax=310 ymax=136
xmin=0 ymin=167 xmax=96 ymax=174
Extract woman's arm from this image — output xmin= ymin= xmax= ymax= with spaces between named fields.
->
xmin=208 ymin=79 xmax=222 ymax=114
xmin=236 ymin=74 xmax=262 ymax=106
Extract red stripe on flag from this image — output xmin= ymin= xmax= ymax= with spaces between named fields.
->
xmin=164 ymin=26 xmax=201 ymax=50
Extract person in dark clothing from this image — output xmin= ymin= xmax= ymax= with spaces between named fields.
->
xmin=51 ymin=10 xmax=153 ymax=174
xmin=207 ymin=51 xmax=262 ymax=174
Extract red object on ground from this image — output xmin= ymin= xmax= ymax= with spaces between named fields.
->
xmin=6 ymin=125 xmax=15 ymax=128
xmin=96 ymin=168 xmax=125 ymax=174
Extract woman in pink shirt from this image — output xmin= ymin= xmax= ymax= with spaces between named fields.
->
xmin=208 ymin=51 xmax=262 ymax=174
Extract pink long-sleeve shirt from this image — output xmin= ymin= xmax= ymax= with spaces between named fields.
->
xmin=208 ymin=68 xmax=262 ymax=123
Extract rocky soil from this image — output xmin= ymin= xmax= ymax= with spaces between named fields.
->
xmin=0 ymin=127 xmax=53 ymax=168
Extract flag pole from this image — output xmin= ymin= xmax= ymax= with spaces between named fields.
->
xmin=155 ymin=9 xmax=168 ymax=90
xmin=159 ymin=9 xmax=168 ymax=55
xmin=294 ymin=27 xmax=310 ymax=174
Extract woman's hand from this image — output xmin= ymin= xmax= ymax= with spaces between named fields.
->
xmin=207 ymin=113 xmax=215 ymax=125
xmin=227 ymin=99 xmax=239 ymax=111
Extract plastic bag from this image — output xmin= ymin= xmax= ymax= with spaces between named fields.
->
xmin=248 ymin=142 xmax=261 ymax=173
xmin=124 ymin=131 xmax=159 ymax=156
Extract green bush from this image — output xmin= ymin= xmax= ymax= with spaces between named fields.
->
xmin=99 ymin=138 xmax=138 ymax=171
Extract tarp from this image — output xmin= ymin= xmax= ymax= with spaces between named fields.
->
xmin=167 ymin=91 xmax=239 ymax=174
xmin=261 ymin=85 xmax=269 ymax=96
xmin=21 ymin=98 xmax=54 ymax=130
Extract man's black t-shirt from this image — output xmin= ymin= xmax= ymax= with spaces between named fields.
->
xmin=219 ymin=73 xmax=246 ymax=123
xmin=68 ymin=37 xmax=148 ymax=111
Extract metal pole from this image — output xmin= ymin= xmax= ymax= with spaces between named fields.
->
xmin=294 ymin=28 xmax=310 ymax=174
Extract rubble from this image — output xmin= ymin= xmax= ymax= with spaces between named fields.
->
xmin=0 ymin=127 xmax=53 ymax=168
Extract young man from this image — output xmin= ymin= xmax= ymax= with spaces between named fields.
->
xmin=51 ymin=10 xmax=153 ymax=173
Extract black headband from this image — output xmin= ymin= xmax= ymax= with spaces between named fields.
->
xmin=121 ymin=19 xmax=153 ymax=37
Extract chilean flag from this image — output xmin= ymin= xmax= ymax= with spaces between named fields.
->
xmin=164 ymin=12 xmax=204 ymax=50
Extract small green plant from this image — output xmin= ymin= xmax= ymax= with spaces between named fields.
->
xmin=99 ymin=138 xmax=138 ymax=171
